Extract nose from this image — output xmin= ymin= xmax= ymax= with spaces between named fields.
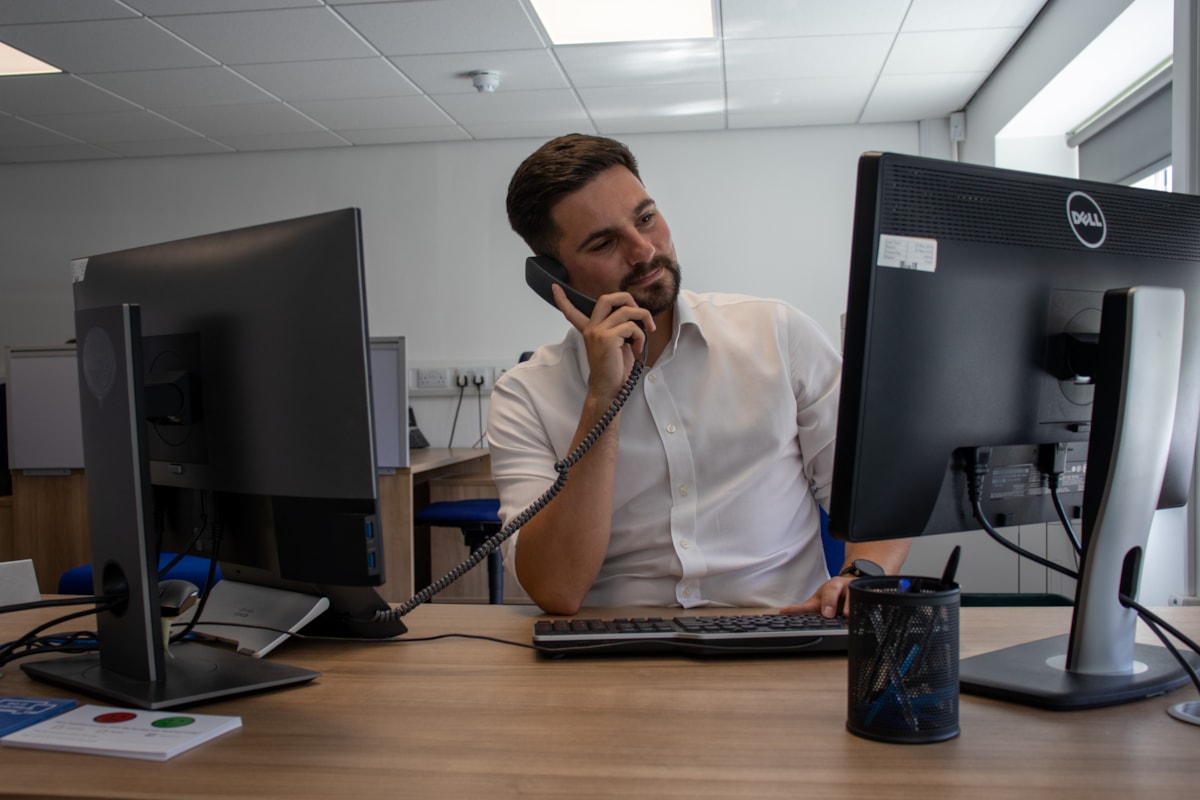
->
xmin=624 ymin=230 xmax=656 ymax=267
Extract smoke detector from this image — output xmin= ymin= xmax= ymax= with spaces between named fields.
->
xmin=470 ymin=70 xmax=500 ymax=93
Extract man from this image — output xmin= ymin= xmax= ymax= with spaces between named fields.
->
xmin=489 ymin=134 xmax=908 ymax=616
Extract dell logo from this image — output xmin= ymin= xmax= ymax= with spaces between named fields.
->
xmin=1066 ymin=191 xmax=1106 ymax=248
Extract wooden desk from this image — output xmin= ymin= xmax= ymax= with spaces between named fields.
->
xmin=1 ymin=604 xmax=1196 ymax=798
xmin=6 ymin=450 xmax=493 ymax=606
xmin=6 ymin=470 xmax=88 ymax=594
xmin=376 ymin=447 xmax=493 ymax=604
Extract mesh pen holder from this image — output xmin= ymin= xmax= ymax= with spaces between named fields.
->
xmin=846 ymin=575 xmax=960 ymax=744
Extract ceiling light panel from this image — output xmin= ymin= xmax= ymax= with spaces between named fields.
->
xmin=0 ymin=41 xmax=60 ymax=76
xmin=532 ymin=0 xmax=714 ymax=44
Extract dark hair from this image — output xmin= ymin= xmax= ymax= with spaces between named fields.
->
xmin=506 ymin=134 xmax=641 ymax=259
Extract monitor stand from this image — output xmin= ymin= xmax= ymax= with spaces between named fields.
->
xmin=22 ymin=643 xmax=319 ymax=711
xmin=22 ymin=304 xmax=318 ymax=710
xmin=960 ymin=287 xmax=1199 ymax=710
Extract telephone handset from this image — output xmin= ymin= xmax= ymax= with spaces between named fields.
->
xmin=525 ymin=255 xmax=646 ymax=346
xmin=525 ymin=255 xmax=597 ymax=318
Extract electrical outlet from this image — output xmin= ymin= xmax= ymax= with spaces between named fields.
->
xmin=463 ymin=367 xmax=494 ymax=391
xmin=415 ymin=367 xmax=454 ymax=390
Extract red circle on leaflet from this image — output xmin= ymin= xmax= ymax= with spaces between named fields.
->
xmin=94 ymin=712 xmax=137 ymax=724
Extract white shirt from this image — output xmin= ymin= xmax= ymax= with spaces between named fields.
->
xmin=487 ymin=290 xmax=841 ymax=608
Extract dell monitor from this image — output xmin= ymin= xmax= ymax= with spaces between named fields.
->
xmin=832 ymin=152 xmax=1200 ymax=709
xmin=23 ymin=208 xmax=405 ymax=708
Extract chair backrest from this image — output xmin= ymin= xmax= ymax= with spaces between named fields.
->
xmin=819 ymin=508 xmax=844 ymax=578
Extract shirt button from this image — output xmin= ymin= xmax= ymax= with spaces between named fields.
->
xmin=679 ymin=485 xmax=689 ymax=497
xmin=682 ymin=587 xmax=693 ymax=598
xmin=666 ymin=424 xmax=677 ymax=434
xmin=648 ymin=373 xmax=658 ymax=383
xmin=679 ymin=538 xmax=690 ymax=549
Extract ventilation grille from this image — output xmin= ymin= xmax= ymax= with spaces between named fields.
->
xmin=878 ymin=161 xmax=1200 ymax=261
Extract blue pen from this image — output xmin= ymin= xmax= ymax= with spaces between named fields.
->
xmin=863 ymin=643 xmax=922 ymax=727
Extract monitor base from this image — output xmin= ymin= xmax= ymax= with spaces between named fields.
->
xmin=959 ymin=634 xmax=1198 ymax=710
xmin=22 ymin=641 xmax=318 ymax=710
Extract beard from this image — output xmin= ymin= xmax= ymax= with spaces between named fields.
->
xmin=621 ymin=255 xmax=682 ymax=317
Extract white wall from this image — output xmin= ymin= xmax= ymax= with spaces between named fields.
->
xmin=0 ymin=123 xmax=919 ymax=444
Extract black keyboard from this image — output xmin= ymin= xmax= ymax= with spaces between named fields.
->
xmin=532 ymin=612 xmax=848 ymax=657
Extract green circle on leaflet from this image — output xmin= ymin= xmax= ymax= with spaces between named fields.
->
xmin=152 ymin=716 xmax=196 ymax=729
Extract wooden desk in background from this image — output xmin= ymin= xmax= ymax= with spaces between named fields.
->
xmin=7 ymin=449 xmax=500 ymax=605
xmin=0 ymin=604 xmax=1196 ymax=799
xmin=376 ymin=447 xmax=498 ymax=604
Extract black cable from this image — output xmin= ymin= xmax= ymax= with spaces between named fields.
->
xmin=967 ymin=448 xmax=1079 ymax=580
xmin=1121 ymin=593 xmax=1200 ymax=696
xmin=0 ymin=600 xmax=119 ymax=667
xmin=448 ymin=380 xmax=466 ymax=447
xmin=157 ymin=490 xmax=210 ymax=579
xmin=169 ymin=519 xmax=224 ymax=644
xmin=1048 ymin=479 xmax=1083 ymax=556
xmin=476 ymin=382 xmax=484 ymax=446
xmin=380 ymin=358 xmax=646 ymax=622
xmin=0 ymin=595 xmax=110 ymax=614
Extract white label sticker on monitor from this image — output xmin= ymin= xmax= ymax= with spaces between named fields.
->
xmin=878 ymin=235 xmax=937 ymax=272
xmin=71 ymin=258 xmax=88 ymax=283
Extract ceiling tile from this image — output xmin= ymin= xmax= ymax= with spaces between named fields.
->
xmin=391 ymin=50 xmax=567 ymax=95
xmin=0 ymin=114 xmax=80 ymax=147
xmin=902 ymin=0 xmax=1048 ymax=32
xmin=727 ymin=107 xmax=859 ymax=129
xmin=555 ymin=41 xmax=723 ymax=88
xmin=725 ymin=35 xmax=892 ymax=81
xmin=578 ymin=84 xmax=725 ymax=122
xmin=883 ymin=28 xmax=1025 ymax=75
xmin=337 ymin=126 xmax=472 ymax=146
xmin=859 ymin=72 xmax=986 ymax=122
xmin=338 ymin=0 xmax=545 ymax=56
xmin=460 ymin=119 xmax=595 ymax=141
xmin=0 ymin=143 xmax=120 ymax=163
xmin=722 ymin=0 xmax=909 ymax=38
xmin=0 ymin=0 xmax=138 ymax=24
xmin=125 ymin=0 xmax=322 ymax=13
xmin=235 ymin=58 xmax=419 ymax=101
xmin=0 ymin=18 xmax=215 ymax=73
xmin=82 ymin=67 xmax=276 ymax=108
xmin=22 ymin=109 xmax=201 ymax=142
xmin=597 ymin=113 xmax=725 ymax=136
xmin=434 ymin=88 xmax=587 ymax=126
xmin=726 ymin=75 xmax=874 ymax=114
xmin=208 ymin=130 xmax=349 ymax=152
xmin=157 ymin=102 xmax=328 ymax=137
xmin=0 ymin=74 xmax=140 ymax=116
xmin=293 ymin=96 xmax=455 ymax=130
xmin=155 ymin=7 xmax=377 ymax=65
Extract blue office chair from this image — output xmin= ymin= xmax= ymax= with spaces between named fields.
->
xmin=57 ymin=553 xmax=222 ymax=595
xmin=819 ymin=508 xmax=844 ymax=578
xmin=414 ymin=497 xmax=504 ymax=604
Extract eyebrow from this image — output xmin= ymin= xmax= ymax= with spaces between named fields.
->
xmin=575 ymin=198 xmax=656 ymax=254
